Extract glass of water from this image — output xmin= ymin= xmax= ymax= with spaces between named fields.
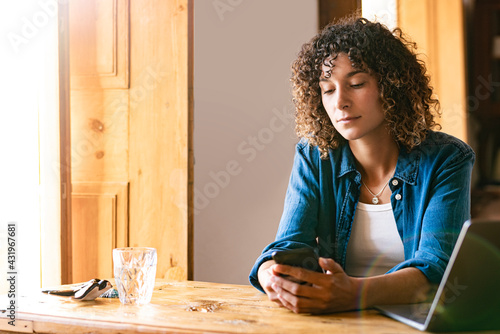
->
xmin=113 ymin=247 xmax=157 ymax=305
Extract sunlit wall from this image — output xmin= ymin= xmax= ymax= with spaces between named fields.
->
xmin=0 ymin=0 xmax=61 ymax=297
xmin=362 ymin=0 xmax=398 ymax=30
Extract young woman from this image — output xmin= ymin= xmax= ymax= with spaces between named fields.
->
xmin=249 ymin=16 xmax=475 ymax=314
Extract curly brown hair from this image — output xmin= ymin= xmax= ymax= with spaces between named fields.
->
xmin=291 ymin=16 xmax=441 ymax=159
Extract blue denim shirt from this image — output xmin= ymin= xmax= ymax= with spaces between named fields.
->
xmin=249 ymin=130 xmax=475 ymax=292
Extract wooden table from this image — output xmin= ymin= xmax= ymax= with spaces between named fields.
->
xmin=0 ymin=280 xmax=432 ymax=333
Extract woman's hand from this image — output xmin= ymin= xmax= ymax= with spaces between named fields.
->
xmin=257 ymin=260 xmax=284 ymax=306
xmin=259 ymin=256 xmax=430 ymax=314
xmin=269 ymin=257 xmax=361 ymax=314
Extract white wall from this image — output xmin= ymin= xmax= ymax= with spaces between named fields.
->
xmin=0 ymin=1 xmax=61 ymax=295
xmin=194 ymin=1 xmax=318 ymax=285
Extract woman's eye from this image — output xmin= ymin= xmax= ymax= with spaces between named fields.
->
xmin=323 ymin=89 xmax=334 ymax=95
xmin=351 ymin=82 xmax=365 ymax=88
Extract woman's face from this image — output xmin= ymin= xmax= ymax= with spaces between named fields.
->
xmin=319 ymin=53 xmax=387 ymax=143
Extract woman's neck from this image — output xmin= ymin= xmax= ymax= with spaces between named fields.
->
xmin=348 ymin=134 xmax=399 ymax=183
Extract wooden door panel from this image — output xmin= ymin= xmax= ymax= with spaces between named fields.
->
xmin=128 ymin=0 xmax=191 ymax=281
xmin=70 ymin=0 xmax=129 ymax=89
xmin=70 ymin=90 xmax=129 ymax=182
xmin=71 ymin=182 xmax=128 ymax=282
xmin=69 ymin=0 xmax=130 ymax=283
xmin=68 ymin=0 xmax=192 ymax=283
xmin=71 ymin=195 xmax=113 ymax=281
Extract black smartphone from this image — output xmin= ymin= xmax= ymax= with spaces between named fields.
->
xmin=271 ymin=248 xmax=323 ymax=273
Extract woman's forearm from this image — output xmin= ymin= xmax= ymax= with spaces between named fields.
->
xmin=357 ymin=267 xmax=431 ymax=308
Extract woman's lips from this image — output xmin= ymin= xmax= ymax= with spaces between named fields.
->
xmin=337 ymin=116 xmax=361 ymax=124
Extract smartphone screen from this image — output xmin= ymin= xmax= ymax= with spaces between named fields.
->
xmin=271 ymin=248 xmax=323 ymax=273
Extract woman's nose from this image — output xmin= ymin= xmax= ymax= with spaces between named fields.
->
xmin=335 ymin=88 xmax=351 ymax=110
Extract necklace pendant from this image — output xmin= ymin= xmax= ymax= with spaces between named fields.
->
xmin=372 ymin=197 xmax=379 ymax=205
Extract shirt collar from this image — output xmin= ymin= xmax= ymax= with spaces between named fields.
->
xmin=336 ymin=144 xmax=358 ymax=178
xmin=394 ymin=146 xmax=420 ymax=185
xmin=334 ymin=142 xmax=420 ymax=186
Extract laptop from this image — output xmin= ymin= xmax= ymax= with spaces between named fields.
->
xmin=375 ymin=219 xmax=500 ymax=332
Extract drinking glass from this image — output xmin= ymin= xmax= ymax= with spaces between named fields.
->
xmin=113 ymin=247 xmax=157 ymax=305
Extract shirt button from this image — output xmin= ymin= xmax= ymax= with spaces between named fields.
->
xmin=395 ymin=194 xmax=402 ymax=200
xmin=392 ymin=179 xmax=399 ymax=186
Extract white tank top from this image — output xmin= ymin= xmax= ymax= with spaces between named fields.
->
xmin=344 ymin=202 xmax=405 ymax=277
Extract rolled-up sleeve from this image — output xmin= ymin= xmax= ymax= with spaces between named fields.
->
xmin=249 ymin=140 xmax=321 ymax=292
xmin=388 ymin=139 xmax=475 ymax=283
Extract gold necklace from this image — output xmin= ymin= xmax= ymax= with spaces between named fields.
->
xmin=361 ymin=169 xmax=396 ymax=204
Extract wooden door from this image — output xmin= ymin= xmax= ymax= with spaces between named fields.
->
xmin=398 ymin=0 xmax=468 ymax=143
xmin=466 ymin=0 xmax=500 ymax=186
xmin=67 ymin=0 xmax=193 ymax=283
xmin=318 ymin=0 xmax=361 ymax=30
